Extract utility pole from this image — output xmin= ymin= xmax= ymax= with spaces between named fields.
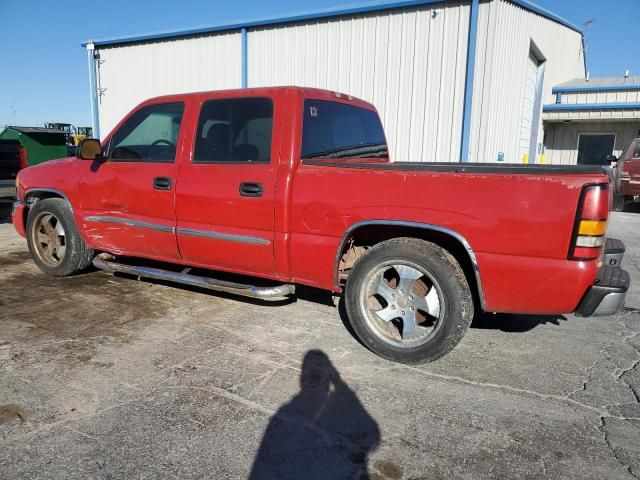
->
xmin=582 ymin=18 xmax=595 ymax=76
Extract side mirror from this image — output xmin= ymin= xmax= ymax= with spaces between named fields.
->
xmin=606 ymin=154 xmax=618 ymax=163
xmin=78 ymin=138 xmax=105 ymax=161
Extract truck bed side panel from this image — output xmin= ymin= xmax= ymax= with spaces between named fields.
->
xmin=289 ymin=163 xmax=608 ymax=313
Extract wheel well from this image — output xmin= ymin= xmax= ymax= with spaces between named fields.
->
xmin=21 ymin=191 xmax=68 ymax=229
xmin=337 ymin=224 xmax=483 ymax=310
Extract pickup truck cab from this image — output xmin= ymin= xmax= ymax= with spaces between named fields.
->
xmin=612 ymin=136 xmax=640 ymax=211
xmin=12 ymin=87 xmax=631 ymax=363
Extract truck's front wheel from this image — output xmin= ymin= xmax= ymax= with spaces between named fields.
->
xmin=345 ymin=238 xmax=474 ymax=364
xmin=26 ymin=198 xmax=94 ymax=276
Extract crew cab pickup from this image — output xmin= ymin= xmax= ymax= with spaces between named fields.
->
xmin=0 ymin=139 xmax=27 ymax=219
xmin=12 ymin=87 xmax=631 ymax=363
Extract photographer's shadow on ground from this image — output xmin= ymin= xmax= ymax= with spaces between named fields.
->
xmin=249 ymin=350 xmax=380 ymax=480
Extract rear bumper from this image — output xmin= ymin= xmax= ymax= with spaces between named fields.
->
xmin=575 ymin=265 xmax=630 ymax=317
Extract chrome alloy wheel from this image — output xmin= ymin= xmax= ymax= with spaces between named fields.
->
xmin=358 ymin=261 xmax=445 ymax=349
xmin=31 ymin=212 xmax=67 ymax=267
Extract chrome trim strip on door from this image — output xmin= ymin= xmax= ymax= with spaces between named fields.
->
xmin=84 ymin=215 xmax=175 ymax=233
xmin=177 ymin=227 xmax=271 ymax=246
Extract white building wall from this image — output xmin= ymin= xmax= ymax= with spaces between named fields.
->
xmin=470 ymin=0 xmax=585 ymax=164
xmin=97 ymin=33 xmax=242 ymax=137
xmin=543 ymin=109 xmax=640 ymax=122
xmin=247 ymin=2 xmax=470 ymax=163
xmin=560 ymin=90 xmax=640 ymax=105
xmin=544 ymin=121 xmax=640 ymax=165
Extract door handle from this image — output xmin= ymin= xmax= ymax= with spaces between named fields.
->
xmin=239 ymin=182 xmax=263 ymax=197
xmin=153 ymin=177 xmax=172 ymax=190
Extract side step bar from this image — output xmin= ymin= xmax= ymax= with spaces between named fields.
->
xmin=92 ymin=257 xmax=295 ymax=301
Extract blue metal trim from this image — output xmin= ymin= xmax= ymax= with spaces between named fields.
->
xmin=555 ymin=92 xmax=562 ymax=104
xmin=553 ymin=84 xmax=640 ymax=94
xmin=81 ymin=0 xmax=581 ymax=48
xmin=86 ymin=42 xmax=100 ymax=139
xmin=459 ymin=0 xmax=479 ymax=163
xmin=507 ymin=0 xmax=582 ymax=33
xmin=543 ymin=102 xmax=640 ymax=112
xmin=241 ymin=28 xmax=248 ymax=88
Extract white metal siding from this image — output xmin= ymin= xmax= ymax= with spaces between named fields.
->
xmin=544 ymin=121 xmax=640 ymax=165
xmin=470 ymin=0 xmax=585 ymax=163
xmin=560 ymin=90 xmax=640 ymax=105
xmin=543 ymin=109 xmax=640 ymax=122
xmin=97 ymin=33 xmax=242 ymax=138
xmin=247 ymin=2 xmax=470 ymax=163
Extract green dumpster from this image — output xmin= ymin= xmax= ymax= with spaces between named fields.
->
xmin=0 ymin=126 xmax=69 ymax=166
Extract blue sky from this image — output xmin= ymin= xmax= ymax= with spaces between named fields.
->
xmin=0 ymin=0 xmax=638 ymax=127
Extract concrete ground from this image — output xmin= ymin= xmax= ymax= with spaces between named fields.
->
xmin=1 ymin=212 xmax=639 ymax=480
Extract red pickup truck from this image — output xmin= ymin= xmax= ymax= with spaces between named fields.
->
xmin=12 ymin=87 xmax=630 ymax=363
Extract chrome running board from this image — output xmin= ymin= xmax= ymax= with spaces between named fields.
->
xmin=92 ymin=256 xmax=295 ymax=301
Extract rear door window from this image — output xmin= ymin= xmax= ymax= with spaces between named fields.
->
xmin=193 ymin=98 xmax=273 ymax=163
xmin=301 ymin=100 xmax=388 ymax=160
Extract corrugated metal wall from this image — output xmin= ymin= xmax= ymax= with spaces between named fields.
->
xmin=560 ymin=90 xmax=640 ymax=105
xmin=247 ymin=2 xmax=470 ymax=163
xmin=543 ymin=109 xmax=640 ymax=122
xmin=470 ymin=0 xmax=585 ymax=163
xmin=544 ymin=121 xmax=640 ymax=165
xmin=97 ymin=33 xmax=242 ymax=136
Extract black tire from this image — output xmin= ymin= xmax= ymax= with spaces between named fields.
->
xmin=0 ymin=204 xmax=11 ymax=220
xmin=613 ymin=194 xmax=625 ymax=212
xmin=26 ymin=198 xmax=94 ymax=276
xmin=345 ymin=237 xmax=474 ymax=364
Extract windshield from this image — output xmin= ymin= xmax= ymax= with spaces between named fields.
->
xmin=301 ymin=100 xmax=388 ymax=160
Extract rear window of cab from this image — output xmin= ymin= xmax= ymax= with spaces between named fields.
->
xmin=301 ymin=100 xmax=388 ymax=160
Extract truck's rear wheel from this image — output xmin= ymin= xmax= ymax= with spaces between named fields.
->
xmin=26 ymin=198 xmax=94 ymax=276
xmin=345 ymin=238 xmax=474 ymax=364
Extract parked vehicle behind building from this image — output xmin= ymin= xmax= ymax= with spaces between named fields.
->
xmin=0 ymin=139 xmax=27 ymax=219
xmin=612 ymin=137 xmax=640 ymax=211
xmin=12 ymin=87 xmax=631 ymax=363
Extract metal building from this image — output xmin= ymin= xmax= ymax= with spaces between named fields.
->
xmin=84 ymin=0 xmax=585 ymax=164
xmin=543 ymin=77 xmax=640 ymax=165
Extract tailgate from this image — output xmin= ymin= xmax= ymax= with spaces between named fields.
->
xmin=0 ymin=140 xmax=22 ymax=181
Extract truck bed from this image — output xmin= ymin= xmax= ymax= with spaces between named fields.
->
xmin=302 ymin=160 xmax=610 ymax=175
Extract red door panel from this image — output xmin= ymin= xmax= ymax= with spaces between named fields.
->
xmin=175 ymin=95 xmax=279 ymax=276
xmin=78 ymin=101 xmax=187 ymax=261
xmin=79 ymin=161 xmax=179 ymax=259
xmin=175 ymin=164 xmax=276 ymax=274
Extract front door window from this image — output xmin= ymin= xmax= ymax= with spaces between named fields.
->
xmin=107 ymin=103 xmax=184 ymax=163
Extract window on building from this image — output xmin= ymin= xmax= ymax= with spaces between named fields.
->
xmin=108 ymin=103 xmax=184 ymax=163
xmin=193 ymin=98 xmax=273 ymax=163
xmin=577 ymin=134 xmax=616 ymax=165
xmin=301 ymin=100 xmax=388 ymax=160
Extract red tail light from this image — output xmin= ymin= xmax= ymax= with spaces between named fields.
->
xmin=18 ymin=146 xmax=28 ymax=170
xmin=569 ymin=184 xmax=609 ymax=260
